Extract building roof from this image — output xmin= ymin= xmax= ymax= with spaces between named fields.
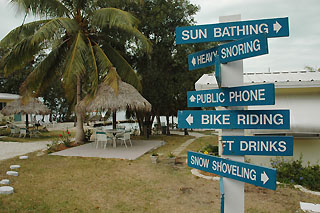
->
xmin=244 ymin=70 xmax=320 ymax=88
xmin=0 ymin=93 xmax=20 ymax=101
xmin=195 ymin=70 xmax=320 ymax=90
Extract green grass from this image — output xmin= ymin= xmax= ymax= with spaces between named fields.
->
xmin=0 ymin=134 xmax=319 ymax=212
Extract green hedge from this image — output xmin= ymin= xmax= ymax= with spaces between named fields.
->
xmin=271 ymin=155 xmax=320 ymax=191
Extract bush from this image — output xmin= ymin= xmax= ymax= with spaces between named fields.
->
xmin=271 ymin=155 xmax=320 ymax=191
xmin=0 ymin=128 xmax=10 ymax=136
xmin=47 ymin=139 xmax=60 ymax=154
xmin=84 ymin=129 xmax=93 ymax=143
xmin=199 ymin=144 xmax=219 ymax=156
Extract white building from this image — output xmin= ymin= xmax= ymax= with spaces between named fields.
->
xmin=195 ymin=70 xmax=320 ymax=166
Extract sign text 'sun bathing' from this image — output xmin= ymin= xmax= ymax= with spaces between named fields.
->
xmin=176 ymin=17 xmax=289 ymax=44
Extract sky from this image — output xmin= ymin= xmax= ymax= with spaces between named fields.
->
xmin=189 ymin=0 xmax=320 ymax=72
xmin=0 ymin=0 xmax=319 ymax=73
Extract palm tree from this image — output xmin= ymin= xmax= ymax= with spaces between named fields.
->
xmin=0 ymin=0 xmax=151 ymax=143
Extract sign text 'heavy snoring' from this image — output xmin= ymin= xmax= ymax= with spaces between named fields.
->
xmin=188 ymin=34 xmax=268 ymax=70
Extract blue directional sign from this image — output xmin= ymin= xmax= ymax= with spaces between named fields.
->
xmin=176 ymin=17 xmax=289 ymax=44
xmin=188 ymin=83 xmax=275 ymax=107
xmin=188 ymin=151 xmax=277 ymax=190
xmin=188 ymin=34 xmax=268 ymax=70
xmin=188 ymin=46 xmax=218 ymax=71
xmin=222 ymin=136 xmax=294 ymax=156
xmin=219 ymin=34 xmax=268 ymax=63
xmin=178 ymin=109 xmax=290 ymax=129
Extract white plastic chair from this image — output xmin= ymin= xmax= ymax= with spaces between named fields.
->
xmin=95 ymin=131 xmax=110 ymax=149
xmin=19 ymin=128 xmax=27 ymax=138
xmin=116 ymin=131 xmax=132 ymax=148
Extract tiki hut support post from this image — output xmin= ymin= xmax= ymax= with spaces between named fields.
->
xmin=112 ymin=111 xmax=117 ymax=130
xmin=25 ymin=114 xmax=29 ymax=130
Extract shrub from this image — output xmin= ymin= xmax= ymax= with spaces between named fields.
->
xmin=47 ymin=139 xmax=60 ymax=154
xmin=168 ymin=152 xmax=175 ymax=158
xmin=0 ymin=128 xmax=10 ymax=136
xmin=84 ymin=129 xmax=93 ymax=143
xmin=199 ymin=144 xmax=219 ymax=156
xmin=271 ymin=155 xmax=320 ymax=191
xmin=55 ymin=130 xmax=72 ymax=147
xmin=151 ymin=152 xmax=159 ymax=156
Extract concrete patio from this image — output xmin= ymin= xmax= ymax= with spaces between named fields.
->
xmin=50 ymin=140 xmax=166 ymax=160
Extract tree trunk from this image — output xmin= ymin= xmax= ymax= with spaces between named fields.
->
xmin=171 ymin=115 xmax=174 ymax=129
xmin=136 ymin=112 xmax=154 ymax=138
xmin=156 ymin=115 xmax=161 ymax=132
xmin=184 ymin=128 xmax=189 ymax=135
xmin=166 ymin=115 xmax=170 ymax=135
xmin=75 ymin=76 xmax=85 ymax=144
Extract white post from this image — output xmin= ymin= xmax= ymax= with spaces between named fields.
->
xmin=219 ymin=14 xmax=245 ymax=213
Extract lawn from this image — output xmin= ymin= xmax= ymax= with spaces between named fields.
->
xmin=0 ymin=133 xmax=319 ymax=212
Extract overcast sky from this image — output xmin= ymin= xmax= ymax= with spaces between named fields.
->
xmin=0 ymin=0 xmax=319 ymax=73
xmin=189 ymin=0 xmax=320 ymax=73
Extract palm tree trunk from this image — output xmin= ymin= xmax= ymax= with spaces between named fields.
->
xmin=75 ymin=76 xmax=85 ymax=144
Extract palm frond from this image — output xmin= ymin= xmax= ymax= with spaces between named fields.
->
xmin=104 ymin=67 xmax=120 ymax=95
xmin=86 ymin=38 xmax=99 ymax=97
xmin=103 ymin=43 xmax=142 ymax=91
xmin=97 ymin=0 xmax=144 ymax=6
xmin=0 ymin=37 xmax=42 ymax=76
xmin=10 ymin=0 xmax=71 ymax=17
xmin=92 ymin=8 xmax=139 ymax=30
xmin=92 ymin=41 xmax=113 ymax=76
xmin=19 ymin=38 xmax=69 ymax=96
xmin=129 ymin=28 xmax=152 ymax=54
xmin=63 ymin=32 xmax=88 ymax=99
xmin=31 ymin=17 xmax=79 ymax=45
xmin=0 ymin=20 xmax=49 ymax=48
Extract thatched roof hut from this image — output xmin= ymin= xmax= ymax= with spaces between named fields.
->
xmin=80 ymin=79 xmax=152 ymax=112
xmin=1 ymin=98 xmax=50 ymax=116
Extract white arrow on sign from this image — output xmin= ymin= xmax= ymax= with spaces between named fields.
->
xmin=191 ymin=57 xmax=196 ymax=66
xmin=261 ymin=171 xmax=269 ymax=184
xmin=273 ymin=21 xmax=282 ymax=33
xmin=186 ymin=114 xmax=194 ymax=125
xmin=189 ymin=95 xmax=196 ymax=102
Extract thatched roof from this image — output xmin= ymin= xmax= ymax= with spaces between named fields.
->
xmin=80 ymin=80 xmax=152 ymax=112
xmin=1 ymin=98 xmax=51 ymax=115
